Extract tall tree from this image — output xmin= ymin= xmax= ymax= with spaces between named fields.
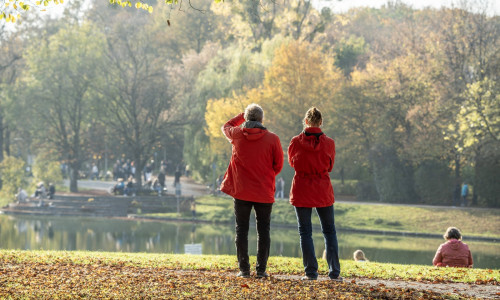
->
xmin=97 ymin=11 xmax=188 ymax=186
xmin=22 ymin=22 xmax=104 ymax=192
xmin=0 ymin=27 xmax=23 ymax=162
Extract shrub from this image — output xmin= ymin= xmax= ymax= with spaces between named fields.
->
xmin=369 ymin=145 xmax=417 ymax=203
xmin=475 ymin=152 xmax=500 ymax=207
xmin=0 ymin=156 xmax=27 ymax=206
xmin=414 ymin=160 xmax=453 ymax=205
xmin=356 ymin=180 xmax=378 ymax=201
xmin=332 ymin=179 xmax=357 ymax=195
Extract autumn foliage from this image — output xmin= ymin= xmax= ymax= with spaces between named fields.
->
xmin=1 ymin=250 xmax=497 ymax=299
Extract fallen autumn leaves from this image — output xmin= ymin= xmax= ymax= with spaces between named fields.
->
xmin=1 ymin=262 xmax=450 ymax=299
xmin=0 ymin=250 xmax=498 ymax=299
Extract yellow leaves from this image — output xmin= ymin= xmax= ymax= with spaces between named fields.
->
xmin=1 ymin=0 xmax=64 ymax=23
xmin=1 ymin=12 xmax=18 ymax=23
xmin=110 ymin=1 xmax=154 ymax=13
xmin=205 ymin=91 xmax=257 ymax=154
xmin=204 ymin=40 xmax=344 ymax=157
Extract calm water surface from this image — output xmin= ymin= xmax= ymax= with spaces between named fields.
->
xmin=0 ymin=214 xmax=498 ymax=269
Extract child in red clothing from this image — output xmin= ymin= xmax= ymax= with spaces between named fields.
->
xmin=433 ymin=227 xmax=473 ymax=268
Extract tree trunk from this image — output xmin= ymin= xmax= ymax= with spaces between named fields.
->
xmin=69 ymin=164 xmax=79 ymax=193
xmin=0 ymin=112 xmax=4 ymax=163
xmin=5 ymin=126 xmax=10 ymax=157
xmin=134 ymin=152 xmax=143 ymax=188
xmin=454 ymin=153 xmax=461 ymax=183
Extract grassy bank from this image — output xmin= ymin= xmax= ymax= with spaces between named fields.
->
xmin=0 ymin=250 xmax=497 ymax=299
xmin=144 ymin=195 xmax=500 ymax=239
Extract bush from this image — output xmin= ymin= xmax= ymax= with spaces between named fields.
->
xmin=369 ymin=145 xmax=417 ymax=203
xmin=414 ymin=160 xmax=453 ymax=205
xmin=356 ymin=180 xmax=378 ymax=201
xmin=0 ymin=156 xmax=27 ymax=206
xmin=332 ymin=179 xmax=357 ymax=195
xmin=475 ymin=152 xmax=500 ymax=207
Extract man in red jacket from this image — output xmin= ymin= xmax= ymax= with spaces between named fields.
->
xmin=220 ymin=103 xmax=284 ymax=278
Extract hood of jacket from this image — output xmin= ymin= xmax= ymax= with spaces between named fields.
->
xmin=242 ymin=121 xmax=267 ymax=141
xmin=447 ymin=239 xmax=461 ymax=250
xmin=297 ymin=127 xmax=324 ymax=151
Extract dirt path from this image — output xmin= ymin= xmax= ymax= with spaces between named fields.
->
xmin=166 ymin=270 xmax=500 ymax=299
xmin=271 ymin=274 xmax=500 ymax=299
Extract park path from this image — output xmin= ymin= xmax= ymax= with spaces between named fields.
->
xmin=273 ymin=274 xmax=500 ymax=299
xmin=167 ymin=270 xmax=499 ymax=299
xmin=70 ymin=178 xmax=500 ymax=212
xmin=65 ymin=175 xmax=208 ymax=197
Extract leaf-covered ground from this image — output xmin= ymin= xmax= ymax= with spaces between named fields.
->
xmin=0 ymin=262 xmax=464 ymax=299
xmin=0 ymin=250 xmax=498 ymax=299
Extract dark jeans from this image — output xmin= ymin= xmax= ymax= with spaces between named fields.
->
xmin=234 ymin=199 xmax=273 ymax=273
xmin=295 ymin=205 xmax=340 ymax=279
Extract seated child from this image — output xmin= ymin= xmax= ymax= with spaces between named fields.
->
xmin=353 ymin=250 xmax=369 ymax=262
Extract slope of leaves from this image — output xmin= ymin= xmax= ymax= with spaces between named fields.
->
xmin=0 ymin=250 xmax=497 ymax=285
xmin=1 ymin=251 xmax=483 ymax=299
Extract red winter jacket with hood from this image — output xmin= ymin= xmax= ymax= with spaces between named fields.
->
xmin=220 ymin=113 xmax=284 ymax=203
xmin=432 ymin=239 xmax=473 ymax=268
xmin=288 ymin=127 xmax=335 ymax=208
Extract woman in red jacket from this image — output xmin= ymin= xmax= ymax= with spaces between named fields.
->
xmin=433 ymin=227 xmax=473 ymax=268
xmin=288 ymin=107 xmax=341 ymax=281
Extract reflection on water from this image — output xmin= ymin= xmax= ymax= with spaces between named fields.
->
xmin=0 ymin=214 xmax=498 ymax=269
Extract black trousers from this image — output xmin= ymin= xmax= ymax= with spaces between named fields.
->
xmin=234 ymin=199 xmax=273 ymax=273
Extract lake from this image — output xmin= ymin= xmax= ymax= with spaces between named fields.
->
xmin=0 ymin=214 xmax=498 ymax=269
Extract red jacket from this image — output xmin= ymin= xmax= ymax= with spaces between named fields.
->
xmin=288 ymin=127 xmax=335 ymax=208
xmin=432 ymin=239 xmax=473 ymax=268
xmin=220 ymin=113 xmax=284 ymax=203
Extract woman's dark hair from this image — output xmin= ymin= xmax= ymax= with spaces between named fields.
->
xmin=444 ymin=227 xmax=462 ymax=240
xmin=304 ymin=107 xmax=322 ymax=127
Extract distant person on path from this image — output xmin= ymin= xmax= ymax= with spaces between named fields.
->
xmin=16 ymin=187 xmax=28 ymax=203
xmin=91 ymin=163 xmax=99 ymax=180
xmin=353 ymin=250 xmax=369 ymax=262
xmin=48 ymin=183 xmax=56 ymax=200
xmin=433 ymin=227 xmax=473 ymax=268
xmin=144 ymin=161 xmax=153 ymax=182
xmin=275 ymin=177 xmax=285 ymax=199
xmin=191 ymin=200 xmax=196 ymax=220
xmin=461 ymin=183 xmax=469 ymax=207
xmin=36 ymin=182 xmax=47 ymax=207
xmin=288 ymin=107 xmax=342 ymax=281
xmin=220 ymin=103 xmax=283 ymax=278
xmin=158 ymin=170 xmax=166 ymax=193
xmin=113 ymin=160 xmax=120 ymax=181
xmin=174 ymin=167 xmax=182 ymax=187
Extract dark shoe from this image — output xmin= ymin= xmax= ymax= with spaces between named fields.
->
xmin=256 ymin=272 xmax=269 ymax=278
xmin=330 ymin=276 xmax=343 ymax=282
xmin=237 ymin=271 xmax=250 ymax=278
xmin=301 ymin=275 xmax=317 ymax=280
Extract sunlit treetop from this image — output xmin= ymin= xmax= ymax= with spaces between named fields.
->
xmin=1 ymin=0 xmax=64 ymax=23
xmin=108 ymin=0 xmax=224 ymax=15
xmin=1 ymin=0 xmax=224 ymax=23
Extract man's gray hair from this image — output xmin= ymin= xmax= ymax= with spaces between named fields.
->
xmin=244 ymin=103 xmax=264 ymax=122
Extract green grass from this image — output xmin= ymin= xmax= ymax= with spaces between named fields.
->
xmin=0 ymin=249 xmax=497 ymax=284
xmin=142 ymin=195 xmax=500 ymax=238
